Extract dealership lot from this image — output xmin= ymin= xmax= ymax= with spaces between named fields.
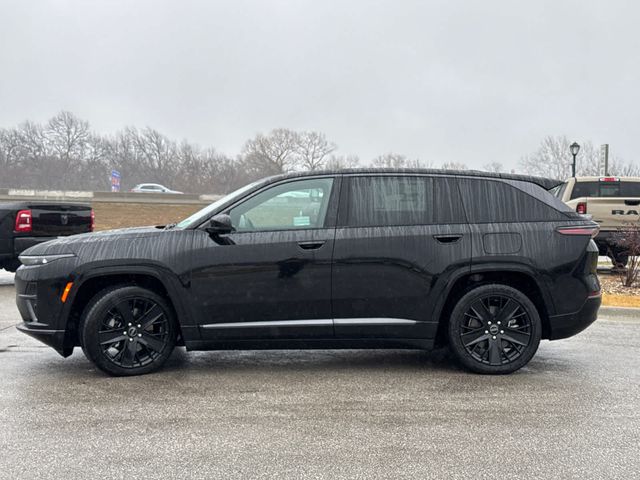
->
xmin=0 ymin=278 xmax=639 ymax=479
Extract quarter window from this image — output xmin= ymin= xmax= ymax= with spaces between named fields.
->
xmin=229 ymin=178 xmax=334 ymax=231
xmin=458 ymin=178 xmax=564 ymax=223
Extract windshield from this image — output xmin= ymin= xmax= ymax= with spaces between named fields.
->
xmin=174 ymin=180 xmax=263 ymax=229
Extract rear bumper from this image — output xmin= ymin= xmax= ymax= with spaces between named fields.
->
xmin=548 ymin=295 xmax=601 ymax=340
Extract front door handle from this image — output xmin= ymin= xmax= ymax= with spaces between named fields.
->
xmin=297 ymin=240 xmax=326 ymax=250
xmin=433 ymin=234 xmax=463 ymax=244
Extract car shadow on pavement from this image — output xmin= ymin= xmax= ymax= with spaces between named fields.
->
xmin=158 ymin=346 xmax=464 ymax=375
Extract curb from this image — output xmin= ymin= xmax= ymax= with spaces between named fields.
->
xmin=599 ymin=306 xmax=640 ymax=320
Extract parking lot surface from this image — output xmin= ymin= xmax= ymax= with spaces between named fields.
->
xmin=0 ymin=280 xmax=639 ymax=479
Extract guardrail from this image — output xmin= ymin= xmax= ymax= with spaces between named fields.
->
xmin=0 ymin=188 xmax=219 ymax=205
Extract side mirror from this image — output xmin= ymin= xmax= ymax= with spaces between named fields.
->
xmin=206 ymin=214 xmax=234 ymax=235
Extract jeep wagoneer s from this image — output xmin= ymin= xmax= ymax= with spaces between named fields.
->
xmin=16 ymin=169 xmax=601 ymax=375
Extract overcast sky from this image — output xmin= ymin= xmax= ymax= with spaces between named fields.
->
xmin=1 ymin=0 xmax=639 ymax=169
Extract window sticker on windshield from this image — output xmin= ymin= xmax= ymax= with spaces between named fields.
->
xmin=293 ymin=216 xmax=311 ymax=226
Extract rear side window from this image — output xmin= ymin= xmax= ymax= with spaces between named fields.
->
xmin=458 ymin=178 xmax=565 ymax=223
xmin=345 ymin=175 xmax=465 ymax=227
xmin=571 ymin=181 xmax=640 ymax=199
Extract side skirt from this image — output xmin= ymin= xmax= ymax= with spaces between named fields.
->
xmin=184 ymin=337 xmax=434 ymax=351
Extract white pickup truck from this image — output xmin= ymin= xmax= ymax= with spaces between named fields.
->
xmin=551 ymin=176 xmax=640 ymax=266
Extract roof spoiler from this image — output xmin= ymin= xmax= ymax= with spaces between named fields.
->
xmin=492 ymin=172 xmax=563 ymax=190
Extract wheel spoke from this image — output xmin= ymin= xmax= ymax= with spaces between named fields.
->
xmin=99 ymin=329 xmax=127 ymax=345
xmin=495 ymin=299 xmax=520 ymax=325
xmin=470 ymin=300 xmax=492 ymax=323
xmin=119 ymin=339 xmax=138 ymax=367
xmin=488 ymin=340 xmax=502 ymax=365
xmin=501 ymin=327 xmax=530 ymax=346
xmin=138 ymin=334 xmax=165 ymax=353
xmin=461 ymin=328 xmax=489 ymax=347
xmin=115 ymin=300 xmax=136 ymax=326
xmin=139 ymin=304 xmax=164 ymax=329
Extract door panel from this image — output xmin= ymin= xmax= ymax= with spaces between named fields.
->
xmin=189 ymin=176 xmax=339 ymax=341
xmin=331 ymin=224 xmax=470 ymax=338
xmin=331 ymin=175 xmax=470 ymax=339
xmin=191 ymin=229 xmax=335 ymax=340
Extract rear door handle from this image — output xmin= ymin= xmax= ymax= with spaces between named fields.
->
xmin=297 ymin=240 xmax=326 ymax=250
xmin=433 ymin=234 xmax=463 ymax=244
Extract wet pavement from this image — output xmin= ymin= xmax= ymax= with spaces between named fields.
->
xmin=0 ymin=283 xmax=638 ymax=479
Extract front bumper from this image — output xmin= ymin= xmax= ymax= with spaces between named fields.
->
xmin=15 ymin=323 xmax=71 ymax=356
xmin=547 ymin=294 xmax=601 ymax=340
xmin=15 ymin=260 xmax=78 ymax=357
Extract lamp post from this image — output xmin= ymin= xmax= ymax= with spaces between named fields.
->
xmin=570 ymin=142 xmax=580 ymax=177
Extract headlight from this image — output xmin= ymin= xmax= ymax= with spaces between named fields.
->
xmin=18 ymin=253 xmax=76 ymax=266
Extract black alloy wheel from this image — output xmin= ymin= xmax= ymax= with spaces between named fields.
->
xmin=448 ymin=284 xmax=541 ymax=374
xmin=81 ymin=286 xmax=177 ymax=376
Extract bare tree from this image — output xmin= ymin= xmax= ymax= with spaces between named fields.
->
xmin=325 ymin=154 xmax=360 ymax=170
xmin=613 ymin=221 xmax=640 ymax=287
xmin=520 ymin=136 xmax=639 ymax=179
xmin=372 ymin=153 xmax=408 ymax=168
xmin=242 ymin=128 xmax=300 ymax=175
xmin=46 ymin=111 xmax=90 ymax=165
xmin=295 ymin=131 xmax=336 ymax=171
xmin=482 ymin=161 xmax=504 ymax=173
xmin=441 ymin=161 xmax=468 ymax=170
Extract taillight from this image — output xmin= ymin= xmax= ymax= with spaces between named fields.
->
xmin=557 ymin=225 xmax=599 ymax=238
xmin=576 ymin=202 xmax=587 ymax=214
xmin=90 ymin=210 xmax=95 ymax=232
xmin=599 ymin=177 xmax=619 ymax=182
xmin=14 ymin=209 xmax=32 ymax=233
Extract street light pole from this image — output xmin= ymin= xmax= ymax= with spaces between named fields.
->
xmin=569 ymin=142 xmax=580 ymax=177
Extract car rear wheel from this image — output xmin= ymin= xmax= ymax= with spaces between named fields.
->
xmin=81 ymin=286 xmax=177 ymax=376
xmin=447 ymin=284 xmax=541 ymax=374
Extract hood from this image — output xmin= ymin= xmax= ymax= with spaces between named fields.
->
xmin=22 ymin=226 xmax=164 ymax=256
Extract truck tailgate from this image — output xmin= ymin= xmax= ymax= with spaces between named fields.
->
xmin=29 ymin=203 xmax=92 ymax=236
xmin=585 ymin=197 xmax=640 ymax=229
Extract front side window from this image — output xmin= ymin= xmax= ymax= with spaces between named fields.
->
xmin=229 ymin=177 xmax=334 ymax=231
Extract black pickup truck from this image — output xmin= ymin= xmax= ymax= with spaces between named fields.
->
xmin=0 ymin=202 xmax=93 ymax=272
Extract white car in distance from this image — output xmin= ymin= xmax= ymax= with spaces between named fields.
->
xmin=131 ymin=183 xmax=183 ymax=194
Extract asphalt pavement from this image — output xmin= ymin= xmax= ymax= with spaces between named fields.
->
xmin=0 ymin=274 xmax=639 ymax=479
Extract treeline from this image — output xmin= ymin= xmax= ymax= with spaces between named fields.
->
xmin=0 ymin=111 xmax=467 ymax=194
xmin=0 ymin=112 xmax=340 ymax=193
xmin=3 ymin=112 xmax=635 ymax=194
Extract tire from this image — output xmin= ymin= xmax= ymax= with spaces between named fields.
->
xmin=81 ymin=285 xmax=177 ymax=376
xmin=447 ymin=284 xmax=542 ymax=374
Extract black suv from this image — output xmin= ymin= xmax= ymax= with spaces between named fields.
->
xmin=15 ymin=169 xmax=601 ymax=376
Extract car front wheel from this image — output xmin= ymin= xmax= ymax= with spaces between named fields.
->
xmin=447 ymin=284 xmax=542 ymax=374
xmin=81 ymin=285 xmax=177 ymax=376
